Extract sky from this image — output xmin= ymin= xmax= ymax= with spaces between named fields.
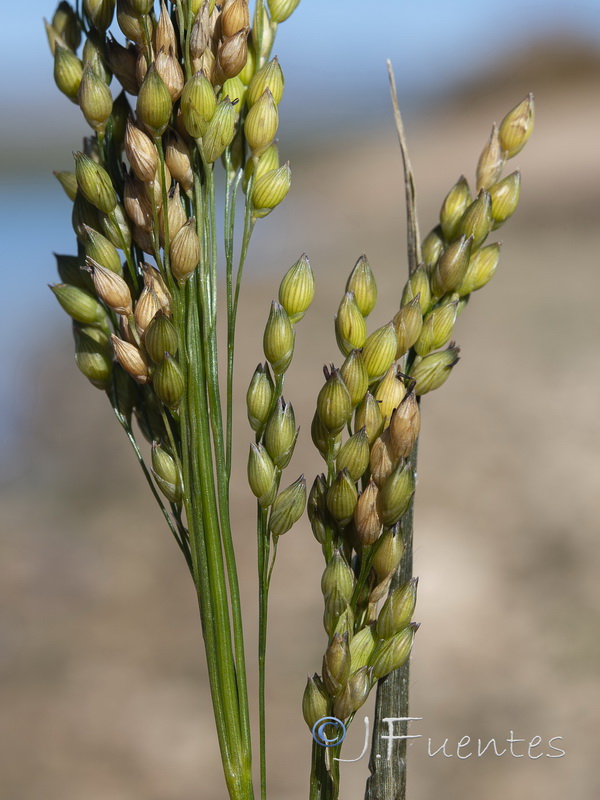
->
xmin=0 ymin=0 xmax=599 ymax=456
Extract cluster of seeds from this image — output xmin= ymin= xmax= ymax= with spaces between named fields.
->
xmin=47 ymin=0 xmax=298 ymax=509
xmin=302 ymin=94 xmax=535 ymax=733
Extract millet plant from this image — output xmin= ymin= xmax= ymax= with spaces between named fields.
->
xmin=45 ymin=2 xmax=534 ymax=799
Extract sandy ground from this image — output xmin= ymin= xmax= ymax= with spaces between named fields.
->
xmin=1 ymin=44 xmax=599 ymax=800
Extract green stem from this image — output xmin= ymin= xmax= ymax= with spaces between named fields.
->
xmin=193 ymin=160 xmax=254 ymax=781
xmin=257 ymin=504 xmax=270 ymax=800
xmin=310 ymin=739 xmax=341 ymax=800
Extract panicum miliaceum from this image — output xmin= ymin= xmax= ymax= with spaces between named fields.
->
xmin=303 ymin=91 xmax=534 ymax=799
xmin=45 ymin=1 xmax=534 ymax=797
xmin=46 ymin=3 xmax=304 ymax=800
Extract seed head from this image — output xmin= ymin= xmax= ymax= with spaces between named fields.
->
xmin=321 ymin=550 xmax=355 ymax=604
xmin=151 ymin=442 xmax=183 ymax=505
xmin=83 ymin=225 xmax=122 ymax=275
xmin=372 ymin=524 xmax=404 ymax=584
xmin=268 ymin=0 xmax=301 ymax=23
xmin=73 ymin=324 xmax=112 ymax=390
xmin=302 ymin=674 xmax=329 ymax=731
xmin=421 ymin=226 xmax=444 ymax=267
xmin=252 ymin=163 xmax=291 ymax=217
xmin=263 ymin=301 xmax=295 ymax=375
xmin=74 ymin=152 xmax=117 ymax=214
xmin=369 ymin=430 xmax=395 ymax=488
xmin=499 ymin=93 xmax=534 ymax=158
xmin=125 ymin=116 xmax=158 ymax=183
xmin=317 ymin=368 xmax=352 ymax=436
xmin=354 ymin=391 xmax=383 ymax=445
xmin=374 ymin=365 xmax=406 ymax=427
xmin=170 ymin=219 xmax=201 ymax=284
xmin=222 ymin=0 xmax=250 ymax=38
xmin=216 ymin=28 xmax=250 ymax=82
xmin=154 ymin=46 xmax=185 ymax=102
xmin=489 ymin=170 xmax=521 ymax=228
xmin=439 ymin=176 xmax=472 ymax=243
xmin=137 ymin=64 xmax=173 ymax=137
xmin=278 ymin=254 xmax=314 ymax=324
xmin=354 ymin=478 xmax=381 ymax=547
xmin=323 ymin=633 xmax=351 ymax=696
xmin=246 ymin=362 xmax=274 ymax=434
xmin=155 ymin=1 xmax=177 ymax=52
xmin=54 ymin=45 xmax=83 ymax=102
xmin=326 ymin=468 xmax=358 ymax=528
xmin=307 ymin=474 xmax=329 ymax=545
xmin=244 ymin=88 xmax=279 ymax=156
xmin=111 ymin=334 xmax=151 ymax=384
xmin=247 ymin=443 xmax=277 ymax=507
xmin=247 ymin=57 xmax=285 ymax=107
xmin=401 ymin=263 xmax=431 ymax=314
xmin=414 ymin=299 xmax=458 ymax=357
xmin=159 ymin=183 xmax=188 ymax=245
xmin=335 ymin=291 xmax=367 ymax=356
xmin=457 ymin=242 xmax=501 ymax=296
xmin=389 ymin=389 xmax=420 ymax=460
xmin=54 ymin=170 xmax=78 ymax=201
xmin=336 ymin=428 xmax=370 ymax=483
xmin=144 ymin=310 xmax=179 ymax=363
xmin=457 ymin=190 xmax=492 ymax=252
xmin=116 ymin=0 xmax=148 ymax=44
xmin=346 ymin=254 xmax=377 ymax=317
xmin=134 ymin=285 xmax=161 ymax=336
xmin=333 ymin=666 xmax=373 ymax=721
xmin=153 ymin=352 xmax=185 ymax=408
xmin=50 ymin=283 xmax=107 ymax=327
xmin=340 ymin=349 xmax=369 ymax=409
xmin=376 ymin=578 xmax=418 ymax=639
xmin=430 ymin=235 xmax=473 ymax=297
xmin=409 ymin=343 xmax=460 ymax=395
xmin=269 ymin=475 xmax=306 ymax=536
xmin=264 ymin=397 xmax=297 ymax=468
xmin=107 ymin=36 xmax=138 ymax=95
xmin=349 ymin=626 xmax=378 ymax=673
xmin=369 ymin=624 xmax=417 ymax=680
xmin=83 ymin=0 xmax=116 ymax=32
xmin=311 ymin=411 xmax=341 ymax=461
xmin=51 ymin=2 xmax=82 ymax=51
xmin=393 ymin=296 xmax=423 ymax=359
xmin=99 ymin=203 xmax=132 ymax=250
xmin=203 ymin=97 xmax=237 ymax=163
xmin=86 ymin=258 xmax=133 ymax=315
xmin=477 ymin=123 xmax=506 ymax=191
xmin=362 ymin=321 xmax=397 ymax=383
xmin=181 ymin=71 xmax=217 ymax=138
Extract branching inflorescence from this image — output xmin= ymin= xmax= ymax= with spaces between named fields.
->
xmin=44 ymin=2 xmax=534 ymax=799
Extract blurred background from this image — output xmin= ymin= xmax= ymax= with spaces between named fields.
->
xmin=1 ymin=1 xmax=599 ymax=799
